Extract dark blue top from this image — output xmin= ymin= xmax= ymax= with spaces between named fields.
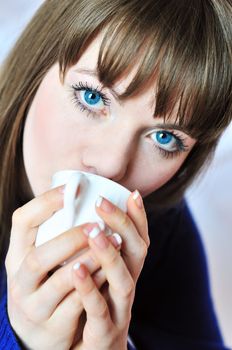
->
xmin=0 ymin=201 xmax=230 ymax=349
xmin=129 ymin=201 xmax=230 ymax=349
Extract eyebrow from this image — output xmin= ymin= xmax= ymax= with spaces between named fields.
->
xmin=74 ymin=68 xmax=195 ymax=139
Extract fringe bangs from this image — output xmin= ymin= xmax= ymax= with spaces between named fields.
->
xmin=59 ymin=0 xmax=231 ymax=142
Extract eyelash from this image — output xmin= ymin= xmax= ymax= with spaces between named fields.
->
xmin=71 ymin=82 xmax=110 ymax=118
xmin=152 ymin=132 xmax=188 ymax=160
xmin=70 ymin=81 xmax=188 ymax=159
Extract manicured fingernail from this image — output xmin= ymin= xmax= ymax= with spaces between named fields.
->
xmin=89 ymin=226 xmax=101 ymax=239
xmin=73 ymin=262 xmax=87 ymax=279
xmin=83 ymin=223 xmax=103 ymax=236
xmin=96 ymin=196 xmax=115 ymax=213
xmin=132 ymin=190 xmax=143 ymax=209
xmin=89 ymin=228 xmax=109 ymax=249
xmin=112 ymin=233 xmax=122 ymax=246
xmin=98 ymin=221 xmax=105 ymax=231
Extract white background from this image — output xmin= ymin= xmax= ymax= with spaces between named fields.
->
xmin=0 ymin=0 xmax=231 ymax=347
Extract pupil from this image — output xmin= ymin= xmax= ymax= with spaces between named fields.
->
xmin=85 ymin=91 xmax=100 ymax=105
xmin=157 ymin=132 xmax=172 ymax=144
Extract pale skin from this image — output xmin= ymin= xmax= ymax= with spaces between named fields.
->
xmin=5 ymin=33 xmax=196 ymax=349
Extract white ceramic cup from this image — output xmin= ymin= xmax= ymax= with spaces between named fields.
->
xmin=35 ymin=170 xmax=131 ymax=247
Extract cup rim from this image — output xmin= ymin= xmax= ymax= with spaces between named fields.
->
xmin=52 ymin=169 xmax=131 ymax=194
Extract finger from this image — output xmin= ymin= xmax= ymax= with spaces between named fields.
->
xmin=7 ymin=185 xmax=64 ymax=273
xmin=95 ymin=195 xmax=148 ymax=279
xmin=14 ymin=223 xmax=97 ymax=294
xmin=88 ymin=227 xmax=134 ymax=326
xmin=25 ymin=245 xmax=100 ymax=319
xmin=22 ymin=233 xmax=118 ymax=320
xmin=48 ymin=268 xmax=107 ymax=331
xmin=127 ymin=190 xmax=150 ymax=247
xmin=72 ymin=263 xmax=113 ymax=337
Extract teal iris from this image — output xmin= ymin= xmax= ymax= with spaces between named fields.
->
xmin=84 ymin=91 xmax=101 ymax=105
xmin=156 ymin=131 xmax=173 ymax=144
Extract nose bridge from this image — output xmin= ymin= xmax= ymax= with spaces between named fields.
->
xmin=82 ymin=124 xmax=136 ymax=180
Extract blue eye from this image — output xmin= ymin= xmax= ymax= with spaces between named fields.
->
xmin=83 ymin=90 xmax=102 ymax=106
xmin=71 ymin=82 xmax=111 ymax=118
xmin=152 ymin=131 xmax=178 ymax=152
xmin=156 ymin=131 xmax=173 ymax=145
xmin=150 ymin=130 xmax=188 ymax=158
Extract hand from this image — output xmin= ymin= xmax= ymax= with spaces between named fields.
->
xmin=5 ymin=186 xmax=121 ymax=350
xmin=71 ymin=190 xmax=149 ymax=350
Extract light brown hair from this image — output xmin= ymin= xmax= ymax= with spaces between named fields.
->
xmin=0 ymin=0 xmax=231 ymax=260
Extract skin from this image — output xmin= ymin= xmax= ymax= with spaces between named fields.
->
xmin=6 ymin=33 xmax=196 ymax=350
xmin=23 ymin=34 xmax=195 ymax=198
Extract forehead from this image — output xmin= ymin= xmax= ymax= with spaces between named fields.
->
xmin=71 ymin=32 xmax=145 ymax=95
xmin=68 ymin=34 xmax=189 ymax=131
xmin=64 ymin=29 xmax=213 ymax=141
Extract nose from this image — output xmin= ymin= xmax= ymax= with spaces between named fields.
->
xmin=82 ymin=129 xmax=136 ymax=181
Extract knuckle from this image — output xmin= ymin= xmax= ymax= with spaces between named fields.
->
xmin=12 ymin=205 xmax=35 ymax=229
xmin=42 ymin=188 xmax=60 ymax=209
xmin=69 ymin=290 xmax=81 ymax=306
xmin=22 ymin=295 xmax=48 ymax=323
xmin=42 ymin=190 xmax=53 ymax=205
xmin=84 ymin=281 xmax=96 ymax=296
xmin=23 ymin=299 xmax=42 ymax=323
xmin=12 ymin=207 xmax=24 ymax=226
xmin=118 ymin=276 xmax=135 ymax=299
xmin=49 ymin=270 xmax=69 ymax=294
xmin=104 ymin=251 xmax=119 ymax=269
xmin=119 ymin=212 xmax=131 ymax=229
xmin=63 ymin=291 xmax=83 ymax=320
xmin=96 ymin=300 xmax=109 ymax=320
xmin=65 ymin=291 xmax=82 ymax=317
xmin=140 ymin=240 xmax=148 ymax=258
xmin=24 ymin=250 xmax=43 ymax=275
xmin=71 ymin=227 xmax=87 ymax=247
xmin=9 ymin=279 xmax=23 ymax=306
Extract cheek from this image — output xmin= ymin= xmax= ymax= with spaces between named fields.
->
xmin=25 ymin=65 xmax=85 ymax=160
xmin=33 ymin=92 xmax=58 ymax=156
xmin=23 ymin=65 xmax=83 ymax=194
xmin=24 ymin=84 xmax=65 ymax=170
xmin=135 ymin=155 xmax=187 ymax=198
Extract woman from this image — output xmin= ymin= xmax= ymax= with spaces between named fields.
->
xmin=0 ymin=0 xmax=231 ymax=349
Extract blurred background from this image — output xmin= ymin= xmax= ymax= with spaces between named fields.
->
xmin=0 ymin=0 xmax=231 ymax=347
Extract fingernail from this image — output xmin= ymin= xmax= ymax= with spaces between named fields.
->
xmin=112 ymin=233 xmax=122 ymax=246
xmin=73 ymin=262 xmax=87 ymax=279
xmin=98 ymin=221 xmax=105 ymax=231
xmin=73 ymin=261 xmax=81 ymax=270
xmin=89 ymin=226 xmax=101 ymax=239
xmin=83 ymin=223 xmax=103 ymax=236
xmin=89 ymin=228 xmax=109 ymax=249
xmin=132 ymin=190 xmax=143 ymax=209
xmin=96 ymin=196 xmax=115 ymax=213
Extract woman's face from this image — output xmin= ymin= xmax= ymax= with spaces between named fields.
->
xmin=23 ymin=35 xmax=196 ymax=198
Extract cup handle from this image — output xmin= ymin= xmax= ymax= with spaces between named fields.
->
xmin=63 ymin=173 xmax=84 ymax=228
